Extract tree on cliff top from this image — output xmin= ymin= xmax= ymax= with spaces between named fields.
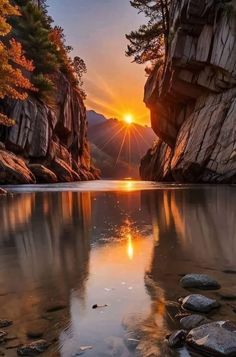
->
xmin=126 ymin=0 xmax=170 ymax=71
xmin=11 ymin=0 xmax=87 ymax=102
xmin=0 ymin=0 xmax=34 ymax=126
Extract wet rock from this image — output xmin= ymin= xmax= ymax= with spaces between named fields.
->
xmin=167 ymin=330 xmax=187 ymax=348
xmin=28 ymin=164 xmax=58 ymax=184
xmin=17 ymin=339 xmax=48 ymax=356
xmin=180 ymin=314 xmax=210 ymax=330
xmin=0 ymin=188 xmax=7 ymax=195
xmin=180 ymin=294 xmax=220 ymax=313
xmin=186 ymin=321 xmax=236 ymax=356
xmin=0 ymin=320 xmax=12 ymax=328
xmin=180 ymin=274 xmax=220 ymax=290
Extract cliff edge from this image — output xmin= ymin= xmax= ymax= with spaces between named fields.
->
xmin=140 ymin=0 xmax=236 ymax=183
xmin=0 ymin=74 xmax=99 ymax=184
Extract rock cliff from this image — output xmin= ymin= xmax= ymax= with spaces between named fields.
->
xmin=140 ymin=0 xmax=236 ymax=183
xmin=0 ymin=73 xmax=99 ymax=184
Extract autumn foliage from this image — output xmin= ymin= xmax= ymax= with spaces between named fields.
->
xmin=0 ymin=0 xmax=34 ymax=126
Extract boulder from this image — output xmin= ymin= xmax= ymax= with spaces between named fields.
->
xmin=180 ymin=294 xmax=220 ymax=313
xmin=180 ymin=274 xmax=221 ymax=290
xmin=28 ymin=164 xmax=58 ymax=184
xmin=0 ymin=150 xmax=35 ymax=184
xmin=50 ymin=158 xmax=74 ymax=182
xmin=186 ymin=321 xmax=236 ymax=356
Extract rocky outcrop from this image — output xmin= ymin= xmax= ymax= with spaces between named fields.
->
xmin=0 ymin=73 xmax=99 ymax=184
xmin=141 ymin=0 xmax=236 ymax=183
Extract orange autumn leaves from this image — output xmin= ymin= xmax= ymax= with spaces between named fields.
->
xmin=0 ymin=0 xmax=35 ymax=125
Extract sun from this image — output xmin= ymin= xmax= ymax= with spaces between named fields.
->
xmin=124 ymin=114 xmax=133 ymax=125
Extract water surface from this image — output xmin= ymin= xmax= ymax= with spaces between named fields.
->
xmin=0 ymin=181 xmax=236 ymax=356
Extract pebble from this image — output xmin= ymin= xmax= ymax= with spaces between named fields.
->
xmin=167 ymin=330 xmax=187 ymax=348
xmin=180 ymin=274 xmax=220 ymax=290
xmin=180 ymin=294 xmax=220 ymax=313
xmin=180 ymin=314 xmax=210 ymax=330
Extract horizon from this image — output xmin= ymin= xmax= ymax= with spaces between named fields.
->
xmin=87 ymin=109 xmax=152 ymax=128
xmin=47 ymin=0 xmax=150 ymax=126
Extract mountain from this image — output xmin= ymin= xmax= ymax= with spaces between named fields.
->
xmin=87 ymin=110 xmax=107 ymax=127
xmin=87 ymin=110 xmax=156 ymax=179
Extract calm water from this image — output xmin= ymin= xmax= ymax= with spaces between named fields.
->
xmin=0 ymin=181 xmax=236 ymax=357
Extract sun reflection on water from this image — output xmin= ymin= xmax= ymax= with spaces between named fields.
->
xmin=127 ymin=233 xmax=134 ymax=260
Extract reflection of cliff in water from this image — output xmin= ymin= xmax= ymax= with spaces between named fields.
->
xmin=142 ymin=187 xmax=236 ymax=277
xmin=0 ymin=192 xmax=92 ymax=305
xmin=132 ymin=187 xmax=236 ymax=356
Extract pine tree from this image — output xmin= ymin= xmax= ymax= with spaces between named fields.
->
xmin=126 ymin=0 xmax=170 ymax=68
xmin=11 ymin=0 xmax=87 ymax=102
xmin=0 ymin=0 xmax=34 ymax=126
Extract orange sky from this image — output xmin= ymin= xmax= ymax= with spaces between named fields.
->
xmin=48 ymin=0 xmax=150 ymax=126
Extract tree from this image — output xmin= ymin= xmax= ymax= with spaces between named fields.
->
xmin=0 ymin=0 xmax=34 ymax=126
xmin=126 ymin=0 xmax=170 ymax=68
xmin=11 ymin=1 xmax=87 ymax=102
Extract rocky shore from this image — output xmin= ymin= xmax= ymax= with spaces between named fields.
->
xmin=140 ymin=0 xmax=236 ymax=183
xmin=0 ymin=73 xmax=99 ymax=184
xmin=166 ymin=273 xmax=236 ymax=355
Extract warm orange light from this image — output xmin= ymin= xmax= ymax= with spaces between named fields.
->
xmin=127 ymin=233 xmax=134 ymax=260
xmin=124 ymin=114 xmax=133 ymax=125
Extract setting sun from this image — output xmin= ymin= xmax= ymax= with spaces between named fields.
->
xmin=124 ymin=114 xmax=133 ymax=125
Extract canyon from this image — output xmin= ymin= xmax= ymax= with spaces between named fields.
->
xmin=140 ymin=0 xmax=236 ymax=183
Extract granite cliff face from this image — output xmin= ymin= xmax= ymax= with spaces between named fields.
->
xmin=140 ymin=0 xmax=236 ymax=183
xmin=0 ymin=74 xmax=99 ymax=184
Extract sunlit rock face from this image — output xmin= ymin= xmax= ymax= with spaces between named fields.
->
xmin=141 ymin=0 xmax=236 ymax=183
xmin=0 ymin=73 xmax=99 ymax=184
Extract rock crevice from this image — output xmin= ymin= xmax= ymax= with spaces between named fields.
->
xmin=0 ymin=73 xmax=99 ymax=184
xmin=141 ymin=0 xmax=236 ymax=183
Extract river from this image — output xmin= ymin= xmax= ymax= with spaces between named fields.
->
xmin=0 ymin=181 xmax=235 ymax=356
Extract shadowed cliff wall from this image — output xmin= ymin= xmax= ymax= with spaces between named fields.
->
xmin=141 ymin=0 xmax=236 ymax=183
